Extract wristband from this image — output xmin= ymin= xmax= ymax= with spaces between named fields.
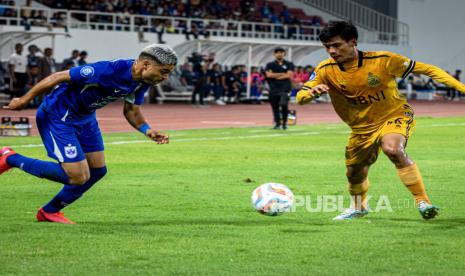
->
xmin=138 ymin=123 xmax=151 ymax=135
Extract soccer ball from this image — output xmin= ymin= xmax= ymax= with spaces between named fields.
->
xmin=251 ymin=183 xmax=295 ymax=216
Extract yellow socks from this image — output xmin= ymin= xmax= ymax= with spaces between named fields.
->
xmin=397 ymin=164 xmax=430 ymax=205
xmin=348 ymin=179 xmax=370 ymax=210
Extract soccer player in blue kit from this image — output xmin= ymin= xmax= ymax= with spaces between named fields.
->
xmin=0 ymin=44 xmax=178 ymax=224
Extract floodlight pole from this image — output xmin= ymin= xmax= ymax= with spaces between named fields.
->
xmin=246 ymin=44 xmax=252 ymax=99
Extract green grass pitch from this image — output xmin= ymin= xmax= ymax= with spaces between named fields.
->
xmin=1 ymin=117 xmax=465 ymax=275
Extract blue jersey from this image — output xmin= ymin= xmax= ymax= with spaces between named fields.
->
xmin=41 ymin=59 xmax=149 ymax=121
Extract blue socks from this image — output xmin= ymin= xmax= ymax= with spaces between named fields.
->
xmin=7 ymin=153 xmax=107 ymax=213
xmin=6 ymin=153 xmax=70 ymax=184
xmin=42 ymin=167 xmax=107 ymax=213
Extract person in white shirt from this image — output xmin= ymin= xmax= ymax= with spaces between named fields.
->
xmin=8 ymin=43 xmax=29 ymax=99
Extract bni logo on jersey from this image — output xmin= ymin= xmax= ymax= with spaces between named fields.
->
xmin=64 ymin=144 xmax=78 ymax=159
xmin=80 ymin=66 xmax=95 ymax=78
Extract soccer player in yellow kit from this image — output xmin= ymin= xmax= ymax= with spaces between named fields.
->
xmin=297 ymin=21 xmax=465 ymax=220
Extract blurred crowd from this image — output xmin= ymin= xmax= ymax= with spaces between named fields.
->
xmin=164 ymin=52 xmax=315 ymax=106
xmin=0 ymin=0 xmax=325 ymax=43
xmin=1 ymin=43 xmax=88 ymax=106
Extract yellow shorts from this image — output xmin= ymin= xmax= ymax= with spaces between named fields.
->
xmin=345 ymin=114 xmax=415 ymax=167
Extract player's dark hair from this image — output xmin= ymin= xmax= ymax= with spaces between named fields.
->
xmin=319 ymin=21 xmax=358 ymax=43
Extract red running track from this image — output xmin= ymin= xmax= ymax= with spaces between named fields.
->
xmin=1 ymin=100 xmax=465 ymax=135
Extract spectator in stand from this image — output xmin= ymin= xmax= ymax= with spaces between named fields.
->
xmin=27 ymin=44 xmax=41 ymax=69
xmin=250 ymin=66 xmax=265 ymax=102
xmin=25 ymin=62 xmax=42 ymax=107
xmin=190 ymin=53 xmax=213 ymax=106
xmin=292 ymin=66 xmax=307 ymax=90
xmin=207 ymin=63 xmax=226 ymax=105
xmin=153 ymin=19 xmax=166 ymax=44
xmin=61 ymin=49 xmax=79 ymax=69
xmin=410 ymin=73 xmax=428 ymax=90
xmin=8 ymin=43 xmax=28 ymax=99
xmin=260 ymin=2 xmax=273 ymax=22
xmin=223 ymin=65 xmax=243 ymax=103
xmin=37 ymin=47 xmax=57 ymax=81
xmin=287 ymin=15 xmax=302 ymax=39
xmin=180 ymin=63 xmax=195 ymax=91
xmin=77 ymin=51 xmax=88 ymax=66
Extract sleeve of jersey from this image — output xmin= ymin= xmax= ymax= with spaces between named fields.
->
xmin=413 ymin=61 xmax=465 ymax=94
xmin=69 ymin=62 xmax=113 ymax=85
xmin=296 ymin=66 xmax=325 ymax=105
xmin=385 ymin=52 xmax=416 ymax=79
xmin=124 ymin=86 xmax=148 ymax=105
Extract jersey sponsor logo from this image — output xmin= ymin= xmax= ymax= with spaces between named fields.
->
xmin=367 ymin=72 xmax=381 ymax=88
xmin=80 ymin=66 xmax=95 ymax=78
xmin=345 ymin=90 xmax=386 ymax=105
xmin=89 ymin=95 xmax=121 ymax=109
xmin=309 ymin=72 xmax=316 ymax=81
xmin=64 ymin=144 xmax=78 ymax=159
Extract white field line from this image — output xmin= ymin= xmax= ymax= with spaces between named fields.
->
xmin=3 ymin=131 xmax=321 ymax=148
xmin=2 ymin=121 xmax=463 ymax=149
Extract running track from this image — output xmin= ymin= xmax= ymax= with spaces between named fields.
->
xmin=1 ymin=100 xmax=465 ymax=135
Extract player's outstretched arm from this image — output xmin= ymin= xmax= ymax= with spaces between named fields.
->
xmin=123 ymin=101 xmax=169 ymax=144
xmin=414 ymin=62 xmax=465 ymax=94
xmin=3 ymin=70 xmax=71 ymax=111
xmin=296 ymin=84 xmax=329 ymax=105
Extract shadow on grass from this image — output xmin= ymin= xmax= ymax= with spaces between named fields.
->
xmin=81 ymin=218 xmax=329 ymax=227
xmin=367 ymin=217 xmax=465 ymax=229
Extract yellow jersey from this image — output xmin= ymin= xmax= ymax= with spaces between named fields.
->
xmin=299 ymin=50 xmax=465 ymax=134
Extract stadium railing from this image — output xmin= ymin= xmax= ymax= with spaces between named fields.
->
xmin=0 ymin=4 xmax=402 ymax=45
xmin=298 ymin=0 xmax=409 ymax=45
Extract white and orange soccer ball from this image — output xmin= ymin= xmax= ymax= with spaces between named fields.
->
xmin=251 ymin=183 xmax=295 ymax=216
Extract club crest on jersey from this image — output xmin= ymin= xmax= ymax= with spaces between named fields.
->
xmin=367 ymin=72 xmax=381 ymax=87
xmin=309 ymin=72 xmax=316 ymax=81
xmin=80 ymin=66 xmax=95 ymax=78
xmin=64 ymin=144 xmax=77 ymax=159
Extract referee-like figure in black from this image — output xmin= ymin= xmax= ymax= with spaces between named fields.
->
xmin=265 ymin=47 xmax=295 ymax=130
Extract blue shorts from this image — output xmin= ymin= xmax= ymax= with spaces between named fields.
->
xmin=36 ymin=106 xmax=104 ymax=163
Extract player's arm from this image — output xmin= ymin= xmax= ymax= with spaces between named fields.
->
xmin=296 ymin=66 xmax=329 ymax=105
xmin=3 ymin=70 xmax=70 ymax=110
xmin=413 ymin=62 xmax=465 ymax=94
xmin=265 ymin=70 xmax=285 ymax=79
xmin=123 ymin=101 xmax=169 ymax=144
xmin=276 ymin=70 xmax=293 ymax=80
xmin=386 ymin=52 xmax=465 ymax=94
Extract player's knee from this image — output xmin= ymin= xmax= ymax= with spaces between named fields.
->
xmin=67 ymin=170 xmax=91 ymax=185
xmin=382 ymin=145 xmax=404 ymax=161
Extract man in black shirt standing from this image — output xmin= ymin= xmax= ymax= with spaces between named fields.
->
xmin=265 ymin=47 xmax=295 ymax=130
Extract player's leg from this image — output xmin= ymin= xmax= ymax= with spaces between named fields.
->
xmin=269 ymin=94 xmax=281 ymax=129
xmin=1 ymin=108 xmax=89 ymax=185
xmin=333 ymin=133 xmax=378 ymax=220
xmin=39 ymin=119 xmax=107 ymax=223
xmin=381 ymin=133 xmax=439 ymax=219
xmin=279 ymin=94 xmax=289 ymax=130
xmin=41 ymin=152 xmax=106 ymax=214
xmin=346 ymin=164 xmax=370 ymax=210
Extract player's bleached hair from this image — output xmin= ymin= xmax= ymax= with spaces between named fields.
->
xmin=139 ymin=44 xmax=178 ymax=65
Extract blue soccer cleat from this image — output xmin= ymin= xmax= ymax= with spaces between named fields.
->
xmin=418 ymin=201 xmax=440 ymax=220
xmin=333 ymin=208 xmax=369 ymax=220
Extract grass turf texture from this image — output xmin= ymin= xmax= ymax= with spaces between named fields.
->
xmin=1 ymin=117 xmax=465 ymax=275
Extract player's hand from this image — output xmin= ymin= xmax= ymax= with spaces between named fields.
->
xmin=310 ymin=84 xmax=330 ymax=97
xmin=2 ymin=97 xmax=28 ymax=111
xmin=146 ymin=129 xmax=169 ymax=144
